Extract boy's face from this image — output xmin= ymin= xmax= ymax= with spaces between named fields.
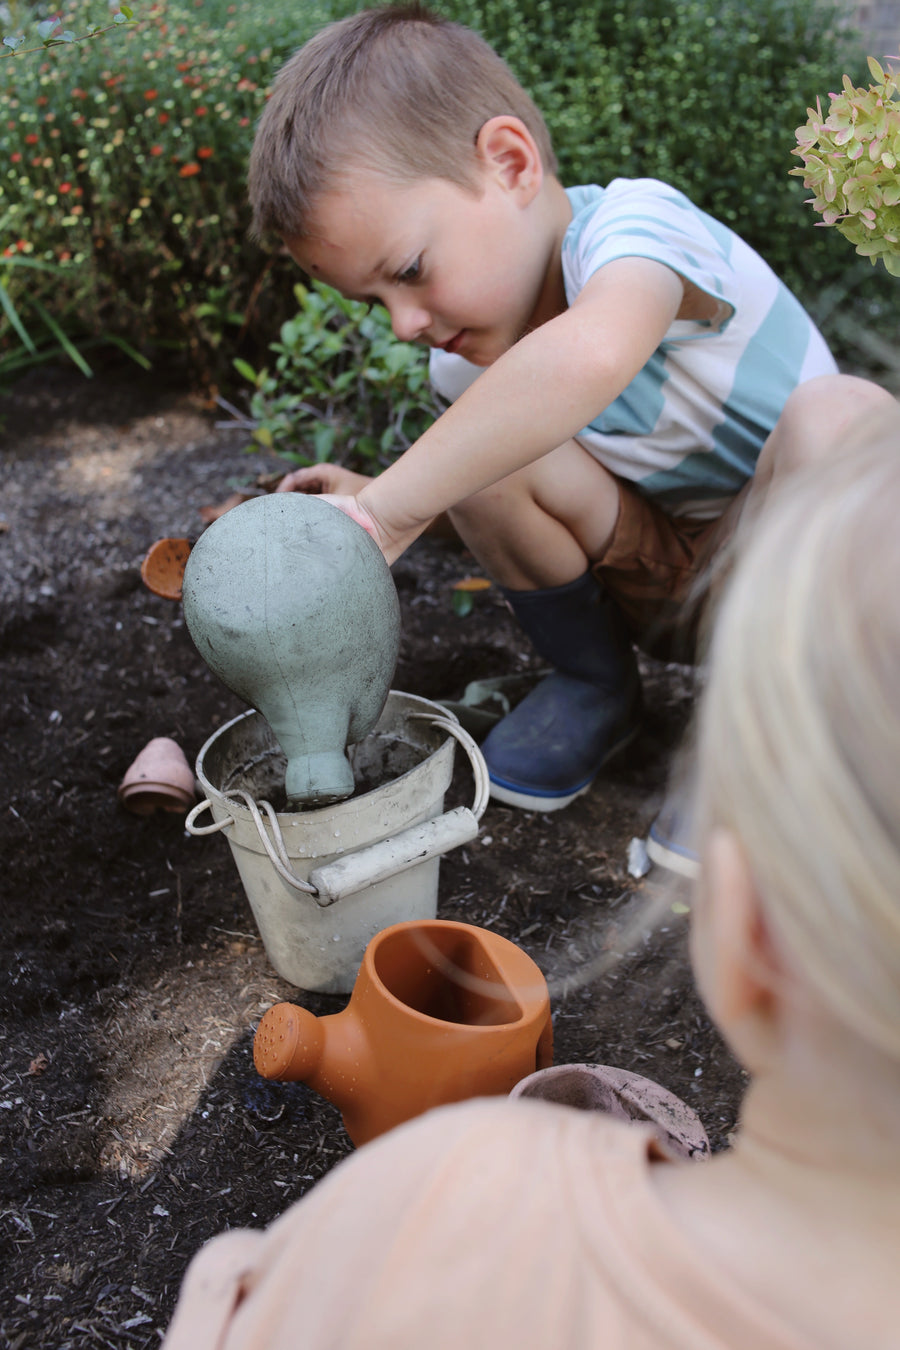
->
xmin=285 ymin=166 xmax=561 ymax=368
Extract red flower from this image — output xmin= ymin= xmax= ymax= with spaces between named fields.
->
xmin=25 ymin=133 xmax=38 ymax=144
xmin=239 ymin=117 xmax=250 ymax=127
xmin=59 ymin=182 xmax=71 ymax=193
xmin=158 ymin=112 xmax=169 ymax=124
xmin=179 ymin=161 xmax=200 ymax=177
xmin=196 ymin=146 xmax=213 ymax=159
xmin=10 ymin=151 xmax=21 ymax=163
xmin=36 ymin=95 xmax=48 ymax=106
xmin=72 ymin=115 xmax=85 ymax=125
xmin=144 ymin=89 xmax=158 ymax=100
xmin=176 ymin=60 xmax=191 ymax=71
xmin=150 ymin=144 xmax=164 ymax=156
xmin=16 ymin=240 xmax=29 ymax=252
xmin=195 ymin=106 xmax=207 ymax=117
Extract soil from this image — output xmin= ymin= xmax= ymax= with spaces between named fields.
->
xmin=0 ymin=364 xmax=746 ymax=1349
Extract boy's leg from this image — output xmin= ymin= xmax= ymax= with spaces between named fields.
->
xmin=449 ymin=441 xmax=642 ymax=811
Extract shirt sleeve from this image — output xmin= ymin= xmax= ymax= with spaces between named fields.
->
xmin=563 ymin=178 xmax=738 ymax=329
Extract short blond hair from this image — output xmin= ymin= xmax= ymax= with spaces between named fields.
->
xmin=247 ymin=3 xmax=557 ymax=243
xmin=697 ymin=403 xmax=900 ymax=1059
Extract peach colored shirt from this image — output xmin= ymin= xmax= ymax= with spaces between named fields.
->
xmin=163 ymin=1099 xmax=817 ymax=1350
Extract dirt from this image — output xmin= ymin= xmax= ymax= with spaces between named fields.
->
xmin=0 ymin=364 xmax=746 ymax=1349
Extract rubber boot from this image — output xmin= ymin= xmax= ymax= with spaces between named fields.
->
xmin=482 ymin=571 xmax=640 ymax=810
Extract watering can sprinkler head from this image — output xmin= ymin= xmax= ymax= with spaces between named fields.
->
xmin=181 ymin=493 xmax=401 ymax=808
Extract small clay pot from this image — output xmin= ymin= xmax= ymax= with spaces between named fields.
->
xmin=140 ymin=537 xmax=192 ymax=600
xmin=510 ymin=1063 xmax=710 ymax=1160
xmin=117 ymin=737 xmax=196 ymax=816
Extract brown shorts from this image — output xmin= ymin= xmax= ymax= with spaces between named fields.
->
xmin=592 ymin=478 xmax=740 ymax=662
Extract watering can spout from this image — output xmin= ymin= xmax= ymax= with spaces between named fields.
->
xmin=253 ymin=1002 xmax=326 ymax=1083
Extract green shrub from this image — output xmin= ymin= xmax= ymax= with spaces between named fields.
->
xmin=0 ymin=0 xmax=346 ymax=383
xmin=233 ymin=281 xmax=444 ymax=472
xmin=436 ymin=0 xmax=870 ymax=304
xmin=0 ymin=0 xmax=881 ymax=398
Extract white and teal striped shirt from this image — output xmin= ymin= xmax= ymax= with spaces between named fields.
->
xmin=430 ymin=178 xmax=837 ymax=521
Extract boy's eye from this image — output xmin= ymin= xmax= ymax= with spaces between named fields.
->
xmin=396 ymin=257 xmax=421 ymax=284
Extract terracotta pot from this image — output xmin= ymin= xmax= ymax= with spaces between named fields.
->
xmin=117 ymin=737 xmax=197 ymax=816
xmin=254 ymin=918 xmax=554 ymax=1145
xmin=510 ymin=1063 xmax=710 ymax=1160
xmin=140 ymin=537 xmax=192 ymax=600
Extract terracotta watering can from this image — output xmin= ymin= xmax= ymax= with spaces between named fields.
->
xmin=253 ymin=919 xmax=554 ymax=1145
xmin=180 ymin=493 xmax=401 ymax=809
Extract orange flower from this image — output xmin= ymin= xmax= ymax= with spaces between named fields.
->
xmin=25 ymin=133 xmax=38 ymax=144
xmin=149 ymin=144 xmax=164 ymax=156
xmin=179 ymin=161 xmax=200 ymax=177
xmin=144 ymin=89 xmax=158 ymax=100
xmin=3 ymin=245 xmax=15 ymax=257
xmin=196 ymin=146 xmax=213 ymax=159
xmin=176 ymin=60 xmax=191 ymax=71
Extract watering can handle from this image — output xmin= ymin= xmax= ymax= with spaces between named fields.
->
xmin=185 ymin=712 xmax=490 ymax=907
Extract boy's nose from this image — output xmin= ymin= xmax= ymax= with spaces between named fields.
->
xmin=387 ymin=299 xmax=431 ymax=344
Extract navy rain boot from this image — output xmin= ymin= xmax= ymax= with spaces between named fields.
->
xmin=482 ymin=571 xmax=640 ymax=810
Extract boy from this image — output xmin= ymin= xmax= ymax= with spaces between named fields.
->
xmin=248 ymin=3 xmax=886 ymax=856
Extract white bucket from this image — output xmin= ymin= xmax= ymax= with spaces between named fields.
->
xmin=186 ymin=691 xmax=489 ymax=994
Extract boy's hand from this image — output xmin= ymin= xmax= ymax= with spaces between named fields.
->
xmin=316 ymin=494 xmax=387 ymax=550
xmin=276 ymin=464 xmax=374 ymax=496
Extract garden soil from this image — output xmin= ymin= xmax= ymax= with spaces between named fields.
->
xmin=0 ymin=364 xmax=746 ymax=1349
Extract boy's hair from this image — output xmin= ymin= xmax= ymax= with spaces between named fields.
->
xmin=697 ymin=405 xmax=900 ymax=1060
xmin=248 ymin=3 xmax=556 ymax=243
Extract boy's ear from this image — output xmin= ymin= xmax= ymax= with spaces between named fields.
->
xmin=474 ymin=116 xmax=543 ymax=202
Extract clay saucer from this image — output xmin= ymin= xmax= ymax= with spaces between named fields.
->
xmin=118 ymin=737 xmax=196 ymax=815
xmin=140 ymin=537 xmax=192 ymax=600
xmin=510 ymin=1062 xmax=710 ymax=1160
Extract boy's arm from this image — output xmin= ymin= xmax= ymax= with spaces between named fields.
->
xmin=343 ymin=256 xmax=684 ymax=562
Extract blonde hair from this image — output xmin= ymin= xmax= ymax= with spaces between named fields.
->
xmin=247 ymin=3 xmax=557 ymax=243
xmin=697 ymin=403 xmax=900 ymax=1059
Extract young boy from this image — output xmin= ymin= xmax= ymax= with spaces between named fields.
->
xmin=248 ymin=3 xmax=887 ymax=851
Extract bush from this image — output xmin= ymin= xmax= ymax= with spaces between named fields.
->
xmin=436 ymin=0 xmax=870 ymax=303
xmin=233 ymin=280 xmax=444 ymax=471
xmin=0 ymin=0 xmax=350 ymax=383
xmin=0 ymin=0 xmax=880 ymax=398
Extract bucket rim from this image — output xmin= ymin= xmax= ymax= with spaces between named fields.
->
xmin=193 ymin=691 xmax=459 ymax=824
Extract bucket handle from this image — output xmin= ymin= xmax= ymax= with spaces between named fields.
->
xmin=185 ymin=712 xmax=490 ymax=907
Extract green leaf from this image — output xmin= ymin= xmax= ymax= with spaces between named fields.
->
xmin=233 ymin=357 xmax=259 ymax=383
xmin=29 ymin=297 xmax=93 ymax=376
xmin=451 ymin=591 xmax=475 ymax=618
xmin=0 ymin=282 xmax=37 ymax=352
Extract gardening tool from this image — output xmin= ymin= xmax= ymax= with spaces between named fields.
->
xmin=181 ymin=492 xmax=401 ymax=808
xmin=253 ymin=918 xmax=554 ymax=1145
xmin=186 ymin=693 xmax=489 ymax=993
